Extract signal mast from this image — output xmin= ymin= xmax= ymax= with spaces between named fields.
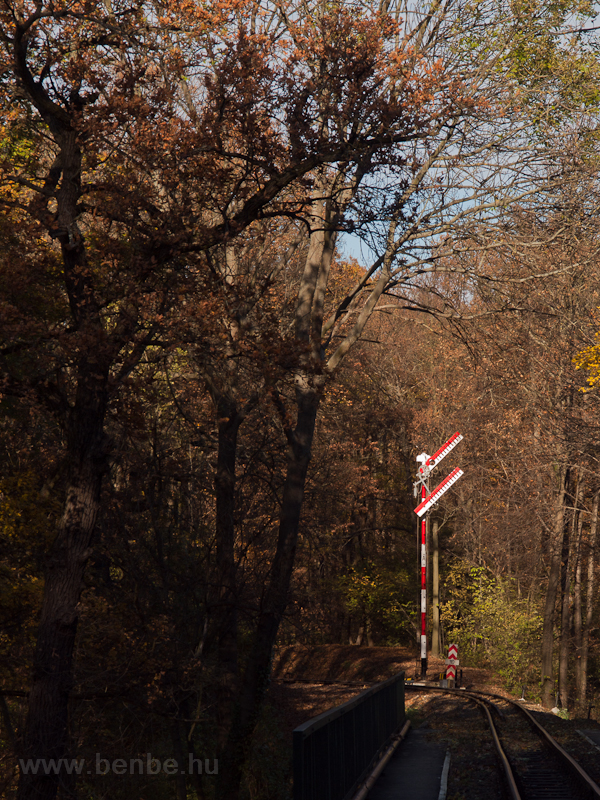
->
xmin=413 ymin=433 xmax=463 ymax=678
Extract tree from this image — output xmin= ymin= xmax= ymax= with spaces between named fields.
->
xmin=1 ymin=0 xmax=596 ymax=797
xmin=2 ymin=1 xmax=441 ymax=794
xmin=407 ymin=185 xmax=600 ymax=708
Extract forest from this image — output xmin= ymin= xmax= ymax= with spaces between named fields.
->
xmin=2 ymin=0 xmax=600 ymax=798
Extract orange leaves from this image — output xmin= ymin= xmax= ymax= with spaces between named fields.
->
xmin=281 ymin=6 xmax=426 ymax=147
xmin=2 ymin=0 xmax=474 ymax=272
xmin=155 ymin=0 xmax=248 ymax=35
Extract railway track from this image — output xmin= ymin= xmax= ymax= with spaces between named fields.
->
xmin=406 ymin=685 xmax=600 ymax=800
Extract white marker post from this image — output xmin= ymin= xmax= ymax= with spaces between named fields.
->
xmin=413 ymin=434 xmax=463 ymax=679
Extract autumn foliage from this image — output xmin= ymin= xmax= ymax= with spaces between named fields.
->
xmin=2 ymin=0 xmax=600 ymax=798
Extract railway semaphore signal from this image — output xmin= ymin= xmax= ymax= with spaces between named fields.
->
xmin=413 ymin=433 xmax=463 ymax=679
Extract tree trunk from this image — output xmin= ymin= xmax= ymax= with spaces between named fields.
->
xmin=213 ymin=402 xmax=242 ymax=745
xmin=558 ymin=499 xmax=573 ymax=707
xmin=573 ymin=513 xmax=583 ymax=711
xmin=13 ymin=61 xmax=116 ymax=800
xmin=558 ymin=472 xmax=581 ymax=709
xmin=171 ymin=717 xmax=188 ymax=800
xmin=215 ymin=382 xmax=320 ymax=800
xmin=215 ymin=404 xmax=242 ymax=659
xmin=366 ymin=616 xmax=374 ymax=647
xmin=18 ymin=398 xmax=108 ymax=800
xmin=541 ymin=465 xmax=568 ymax=709
xmin=581 ymin=491 xmax=599 ymax=710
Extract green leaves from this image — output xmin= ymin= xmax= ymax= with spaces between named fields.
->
xmin=338 ymin=560 xmax=414 ymax=644
xmin=442 ymin=561 xmax=543 ymax=692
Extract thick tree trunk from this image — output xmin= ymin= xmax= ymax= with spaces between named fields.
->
xmin=541 ymin=465 xmax=568 ymax=709
xmin=10 ymin=48 xmax=120 ymax=797
xmin=17 ymin=121 xmax=112 ymax=798
xmin=216 ymin=383 xmax=320 ymax=800
xmin=18 ymin=397 xmax=108 ymax=800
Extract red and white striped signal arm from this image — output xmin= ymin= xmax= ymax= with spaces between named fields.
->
xmin=428 ymin=432 xmax=463 ymax=469
xmin=414 ymin=467 xmax=464 ymax=518
xmin=416 ymin=432 xmax=463 ymax=482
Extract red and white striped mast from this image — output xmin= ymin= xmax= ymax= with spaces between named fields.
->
xmin=413 ymin=432 xmax=463 ymax=679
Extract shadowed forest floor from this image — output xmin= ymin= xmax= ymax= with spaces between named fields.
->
xmin=268 ymin=644 xmax=498 ymax=738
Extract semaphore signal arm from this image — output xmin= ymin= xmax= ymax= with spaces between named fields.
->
xmin=413 ymin=432 xmax=463 ymax=496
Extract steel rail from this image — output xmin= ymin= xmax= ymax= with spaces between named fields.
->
xmin=464 ymin=694 xmax=521 ymax=800
xmin=406 ymin=685 xmax=521 ymax=799
xmin=407 ymin=684 xmax=600 ymax=798
xmin=468 ymin=689 xmax=600 ymax=799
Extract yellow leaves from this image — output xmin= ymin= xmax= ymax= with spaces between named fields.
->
xmin=0 ymin=472 xmax=58 ymax=544
xmin=0 ymin=472 xmax=55 ymax=662
xmin=573 ymin=314 xmax=600 ymax=389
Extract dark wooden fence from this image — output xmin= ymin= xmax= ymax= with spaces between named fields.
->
xmin=292 ymin=670 xmax=405 ymax=800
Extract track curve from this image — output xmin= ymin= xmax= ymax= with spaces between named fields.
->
xmin=406 ymin=685 xmax=600 ymax=800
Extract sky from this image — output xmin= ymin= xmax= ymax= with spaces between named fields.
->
xmin=338 ymin=233 xmax=376 ymax=267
